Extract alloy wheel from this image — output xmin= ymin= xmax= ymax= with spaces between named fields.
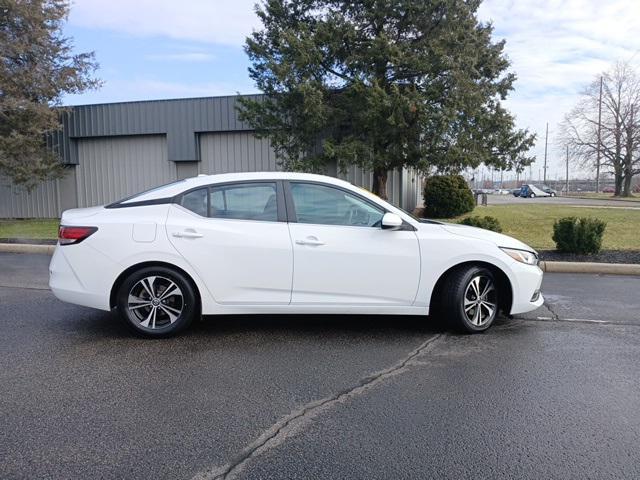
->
xmin=463 ymin=275 xmax=497 ymax=327
xmin=127 ymin=275 xmax=184 ymax=329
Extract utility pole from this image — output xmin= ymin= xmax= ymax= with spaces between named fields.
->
xmin=596 ymin=76 xmax=603 ymax=193
xmin=543 ymin=122 xmax=549 ymax=184
xmin=565 ymin=145 xmax=569 ymax=194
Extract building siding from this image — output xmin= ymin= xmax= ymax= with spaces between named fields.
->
xmin=1 ymin=95 xmax=422 ymax=218
xmin=75 ymin=135 xmax=176 ymax=208
xmin=198 ymin=132 xmax=279 ymax=174
xmin=337 ymin=165 xmax=420 ymax=211
xmin=0 ymin=177 xmax=61 ymax=219
xmin=57 ymin=95 xmax=262 ymax=164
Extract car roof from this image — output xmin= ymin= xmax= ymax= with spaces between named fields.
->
xmin=121 ymin=171 xmax=361 ymax=203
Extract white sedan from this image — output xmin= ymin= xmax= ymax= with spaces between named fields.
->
xmin=49 ymin=172 xmax=543 ymax=337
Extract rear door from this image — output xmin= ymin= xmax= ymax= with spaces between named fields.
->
xmin=285 ymin=181 xmax=421 ymax=306
xmin=166 ymin=181 xmax=293 ymax=304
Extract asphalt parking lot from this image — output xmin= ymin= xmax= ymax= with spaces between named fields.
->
xmin=1 ymin=252 xmax=639 ymax=479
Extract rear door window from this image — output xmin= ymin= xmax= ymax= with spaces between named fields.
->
xmin=209 ymin=183 xmax=278 ymax=222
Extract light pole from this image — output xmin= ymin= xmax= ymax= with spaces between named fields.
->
xmin=543 ymin=122 xmax=549 ymax=184
xmin=596 ymin=76 xmax=603 ymax=193
xmin=565 ymin=145 xmax=569 ymax=194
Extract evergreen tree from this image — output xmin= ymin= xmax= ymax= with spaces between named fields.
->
xmin=0 ymin=0 xmax=100 ymax=189
xmin=240 ymin=0 xmax=535 ymax=199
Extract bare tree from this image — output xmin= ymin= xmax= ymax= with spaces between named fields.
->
xmin=560 ymin=61 xmax=640 ymax=196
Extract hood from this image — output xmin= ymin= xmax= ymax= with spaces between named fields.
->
xmin=438 ymin=223 xmax=536 ymax=253
xmin=60 ymin=206 xmax=105 ymax=222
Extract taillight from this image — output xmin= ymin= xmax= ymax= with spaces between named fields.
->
xmin=58 ymin=226 xmax=98 ymax=245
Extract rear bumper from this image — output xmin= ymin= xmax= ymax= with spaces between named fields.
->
xmin=49 ymin=245 xmax=111 ymax=311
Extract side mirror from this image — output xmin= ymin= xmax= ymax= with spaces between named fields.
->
xmin=381 ymin=212 xmax=403 ymax=230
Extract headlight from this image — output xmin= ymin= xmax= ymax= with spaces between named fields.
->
xmin=500 ymin=247 xmax=538 ymax=265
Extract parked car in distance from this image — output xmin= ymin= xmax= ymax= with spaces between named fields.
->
xmin=541 ymin=185 xmax=557 ymax=196
xmin=518 ymin=184 xmax=554 ymax=198
xmin=602 ymin=186 xmax=615 ymax=193
xmin=49 ymin=172 xmax=544 ymax=337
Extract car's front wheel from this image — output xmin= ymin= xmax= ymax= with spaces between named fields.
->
xmin=529 ymin=192 xmax=536 ymax=198
xmin=116 ymin=266 xmax=197 ymax=337
xmin=441 ymin=266 xmax=499 ymax=333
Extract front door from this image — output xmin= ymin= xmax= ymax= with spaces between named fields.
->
xmin=166 ymin=181 xmax=293 ymax=304
xmin=286 ymin=181 xmax=421 ymax=305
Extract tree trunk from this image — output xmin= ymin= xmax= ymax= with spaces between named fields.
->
xmin=372 ymin=168 xmax=389 ymax=200
xmin=614 ymin=172 xmax=623 ymax=196
xmin=623 ymin=171 xmax=633 ymax=197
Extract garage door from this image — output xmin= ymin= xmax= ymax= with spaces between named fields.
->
xmin=199 ymin=132 xmax=279 ymax=175
xmin=76 ymin=135 xmax=176 ymax=208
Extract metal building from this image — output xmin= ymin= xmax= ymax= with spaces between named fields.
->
xmin=0 ymin=95 xmax=422 ymax=218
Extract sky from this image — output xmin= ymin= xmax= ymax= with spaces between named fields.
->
xmin=62 ymin=0 xmax=640 ymax=179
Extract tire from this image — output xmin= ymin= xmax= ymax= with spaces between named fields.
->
xmin=550 ymin=192 xmax=556 ymax=197
xmin=441 ymin=266 xmax=499 ymax=333
xmin=116 ymin=266 xmax=198 ymax=338
xmin=529 ymin=193 xmax=536 ymax=198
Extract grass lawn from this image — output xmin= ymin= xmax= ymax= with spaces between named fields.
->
xmin=0 ymin=219 xmax=59 ymax=240
xmin=448 ymin=204 xmax=640 ymax=250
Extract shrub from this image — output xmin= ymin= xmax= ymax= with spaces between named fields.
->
xmin=552 ymin=217 xmax=607 ymax=254
xmin=423 ymin=175 xmax=475 ymax=218
xmin=458 ymin=215 xmax=502 ymax=233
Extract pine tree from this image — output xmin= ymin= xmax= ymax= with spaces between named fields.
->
xmin=239 ymin=0 xmax=535 ymax=198
xmin=0 ymin=0 xmax=100 ymax=189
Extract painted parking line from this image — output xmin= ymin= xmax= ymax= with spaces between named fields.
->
xmin=562 ymin=318 xmax=609 ymax=324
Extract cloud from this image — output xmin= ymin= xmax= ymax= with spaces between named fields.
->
xmin=478 ymin=0 xmax=640 ymax=176
xmin=69 ymin=0 xmax=261 ymax=46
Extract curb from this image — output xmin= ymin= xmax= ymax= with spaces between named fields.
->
xmin=539 ymin=260 xmax=640 ymax=276
xmin=0 ymin=243 xmax=55 ymax=255
xmin=1 ymin=243 xmax=640 ymax=276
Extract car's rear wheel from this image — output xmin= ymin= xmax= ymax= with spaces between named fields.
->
xmin=441 ymin=266 xmax=499 ymax=333
xmin=529 ymin=192 xmax=536 ymax=198
xmin=116 ymin=266 xmax=197 ymax=337
xmin=550 ymin=192 xmax=556 ymax=197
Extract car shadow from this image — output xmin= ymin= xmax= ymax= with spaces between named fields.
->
xmin=192 ymin=313 xmax=448 ymax=338
xmin=69 ymin=308 xmax=522 ymax=343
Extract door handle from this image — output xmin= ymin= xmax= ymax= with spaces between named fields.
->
xmin=173 ymin=230 xmax=203 ymax=239
xmin=296 ymin=238 xmax=325 ymax=246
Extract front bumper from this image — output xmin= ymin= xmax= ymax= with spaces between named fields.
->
xmin=509 ymin=262 xmax=544 ymax=315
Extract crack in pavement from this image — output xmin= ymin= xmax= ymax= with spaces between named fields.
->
xmin=529 ymin=301 xmax=638 ymax=326
xmin=191 ymin=334 xmax=443 ymax=480
xmin=543 ymin=301 xmax=561 ymax=321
